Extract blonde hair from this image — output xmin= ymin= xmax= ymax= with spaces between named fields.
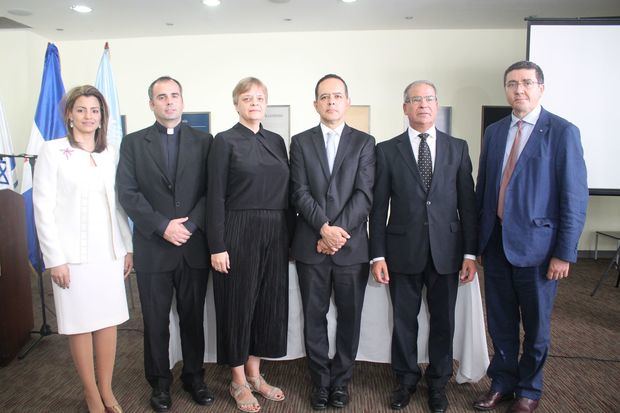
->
xmin=232 ymin=77 xmax=268 ymax=104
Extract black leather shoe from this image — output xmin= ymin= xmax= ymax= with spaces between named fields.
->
xmin=150 ymin=389 xmax=171 ymax=412
xmin=310 ymin=386 xmax=329 ymax=410
xmin=391 ymin=385 xmax=416 ymax=410
xmin=329 ymin=386 xmax=349 ymax=408
xmin=182 ymin=381 xmax=215 ymax=406
xmin=428 ymin=388 xmax=448 ymax=413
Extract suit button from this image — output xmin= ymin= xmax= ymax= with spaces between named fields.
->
xmin=175 ymin=201 xmax=181 ymax=207
xmin=168 ymin=184 xmax=172 ymax=190
xmin=426 ymin=201 xmax=431 ymax=205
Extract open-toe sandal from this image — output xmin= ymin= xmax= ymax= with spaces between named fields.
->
xmin=229 ymin=381 xmax=261 ymax=412
xmin=247 ymin=375 xmax=285 ymax=401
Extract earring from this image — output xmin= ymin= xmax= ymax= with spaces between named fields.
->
xmin=98 ymin=124 xmax=101 ymax=129
xmin=70 ymin=120 xmax=74 ymax=128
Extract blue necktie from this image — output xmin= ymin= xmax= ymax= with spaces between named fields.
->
xmin=326 ymin=131 xmax=337 ymax=173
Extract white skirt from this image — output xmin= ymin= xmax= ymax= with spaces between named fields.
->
xmin=53 ymin=259 xmax=129 ymax=334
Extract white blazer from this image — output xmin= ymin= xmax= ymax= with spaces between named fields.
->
xmin=33 ymin=138 xmax=133 ymax=268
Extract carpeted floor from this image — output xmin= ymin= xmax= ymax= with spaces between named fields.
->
xmin=0 ymin=258 xmax=618 ymax=412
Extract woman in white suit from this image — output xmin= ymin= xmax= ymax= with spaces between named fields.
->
xmin=33 ymin=85 xmax=133 ymax=413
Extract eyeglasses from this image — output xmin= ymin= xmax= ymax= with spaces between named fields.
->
xmin=405 ymin=95 xmax=437 ymax=104
xmin=505 ymin=80 xmax=542 ymax=90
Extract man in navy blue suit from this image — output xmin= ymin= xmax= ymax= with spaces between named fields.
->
xmin=474 ymin=61 xmax=588 ymax=413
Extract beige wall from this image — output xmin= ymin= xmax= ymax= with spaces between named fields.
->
xmin=1 ymin=28 xmax=618 ymax=252
xmin=0 ymin=30 xmax=48 ymax=180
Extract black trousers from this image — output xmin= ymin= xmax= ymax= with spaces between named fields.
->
xmin=136 ymin=260 xmax=208 ymax=390
xmin=296 ymin=260 xmax=369 ymax=387
xmin=213 ymin=210 xmax=289 ymax=367
xmin=389 ymin=255 xmax=458 ymax=391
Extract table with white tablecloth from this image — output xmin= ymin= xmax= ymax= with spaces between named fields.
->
xmin=169 ymin=263 xmax=489 ymax=384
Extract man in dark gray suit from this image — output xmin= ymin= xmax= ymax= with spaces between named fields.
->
xmin=369 ymin=80 xmax=477 ymax=412
xmin=116 ymin=76 xmax=213 ymax=412
xmin=290 ymin=74 xmax=375 ymax=410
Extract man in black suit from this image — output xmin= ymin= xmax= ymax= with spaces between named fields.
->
xmin=116 ymin=76 xmax=213 ymax=412
xmin=290 ymin=74 xmax=376 ymax=410
xmin=369 ymin=80 xmax=477 ymax=412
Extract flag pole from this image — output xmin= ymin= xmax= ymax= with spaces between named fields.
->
xmin=18 ymin=42 xmax=66 ymax=358
xmin=14 ymin=153 xmax=56 ymax=359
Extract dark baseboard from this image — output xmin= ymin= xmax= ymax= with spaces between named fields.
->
xmin=579 ymin=250 xmax=619 ymax=259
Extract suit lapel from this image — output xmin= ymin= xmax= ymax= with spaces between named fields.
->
xmin=490 ymin=116 xmax=512 ymax=198
xmin=429 ymin=131 xmax=449 ymax=195
xmin=310 ymin=125 xmax=331 ymax=181
xmin=90 ymin=149 xmax=116 ymax=216
xmin=144 ymin=124 xmax=171 ymax=185
xmin=396 ymin=131 xmax=425 ymax=192
xmin=511 ymin=109 xmax=549 ymax=181
xmin=175 ymin=124 xmax=194 ymax=183
xmin=330 ymin=124 xmax=352 ymax=180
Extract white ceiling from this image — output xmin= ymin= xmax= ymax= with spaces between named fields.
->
xmin=1 ymin=0 xmax=619 ymax=41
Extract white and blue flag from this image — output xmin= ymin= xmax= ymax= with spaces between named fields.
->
xmin=95 ymin=42 xmax=123 ymax=151
xmin=0 ymin=100 xmax=17 ymax=190
xmin=20 ymin=43 xmax=66 ymax=271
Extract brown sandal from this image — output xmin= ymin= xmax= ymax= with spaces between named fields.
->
xmin=229 ymin=381 xmax=261 ymax=412
xmin=247 ymin=375 xmax=285 ymax=401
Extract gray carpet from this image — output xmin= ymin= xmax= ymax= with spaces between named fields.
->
xmin=0 ymin=258 xmax=618 ymax=412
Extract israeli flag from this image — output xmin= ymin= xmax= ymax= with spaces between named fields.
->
xmin=20 ymin=43 xmax=66 ymax=271
xmin=0 ymin=100 xmax=17 ymax=190
xmin=95 ymin=42 xmax=123 ymax=151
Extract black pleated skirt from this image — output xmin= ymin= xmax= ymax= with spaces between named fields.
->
xmin=212 ymin=209 xmax=289 ymax=366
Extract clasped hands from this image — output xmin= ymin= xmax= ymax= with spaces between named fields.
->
xmin=163 ymin=217 xmax=192 ymax=246
xmin=316 ymin=223 xmax=350 ymax=255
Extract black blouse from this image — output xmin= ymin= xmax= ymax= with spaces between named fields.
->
xmin=206 ymin=123 xmax=290 ymax=253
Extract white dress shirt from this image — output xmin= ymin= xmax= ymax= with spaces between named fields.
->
xmin=408 ymin=125 xmax=437 ymax=170
xmin=502 ymin=105 xmax=542 ymax=172
xmin=320 ymin=122 xmax=345 ymax=150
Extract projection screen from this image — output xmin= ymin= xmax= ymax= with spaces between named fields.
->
xmin=527 ymin=18 xmax=620 ymax=195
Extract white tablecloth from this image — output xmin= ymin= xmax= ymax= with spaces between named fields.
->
xmin=169 ymin=263 xmax=489 ymax=383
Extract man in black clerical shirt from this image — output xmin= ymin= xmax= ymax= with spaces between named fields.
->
xmin=116 ymin=76 xmax=213 ymax=412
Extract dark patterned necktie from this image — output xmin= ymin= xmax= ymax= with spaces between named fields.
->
xmin=418 ymin=133 xmax=432 ymax=191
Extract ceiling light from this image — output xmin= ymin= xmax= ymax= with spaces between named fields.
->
xmin=202 ymin=0 xmax=221 ymax=6
xmin=341 ymin=0 xmax=357 ymax=3
xmin=70 ymin=5 xmax=92 ymax=13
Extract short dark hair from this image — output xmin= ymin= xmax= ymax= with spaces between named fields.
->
xmin=504 ymin=61 xmax=544 ymax=85
xmin=148 ymin=76 xmax=183 ymax=100
xmin=63 ymin=85 xmax=108 ymax=153
xmin=314 ymin=74 xmax=349 ymax=100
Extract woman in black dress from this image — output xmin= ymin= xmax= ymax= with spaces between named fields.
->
xmin=207 ymin=77 xmax=290 ymax=412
